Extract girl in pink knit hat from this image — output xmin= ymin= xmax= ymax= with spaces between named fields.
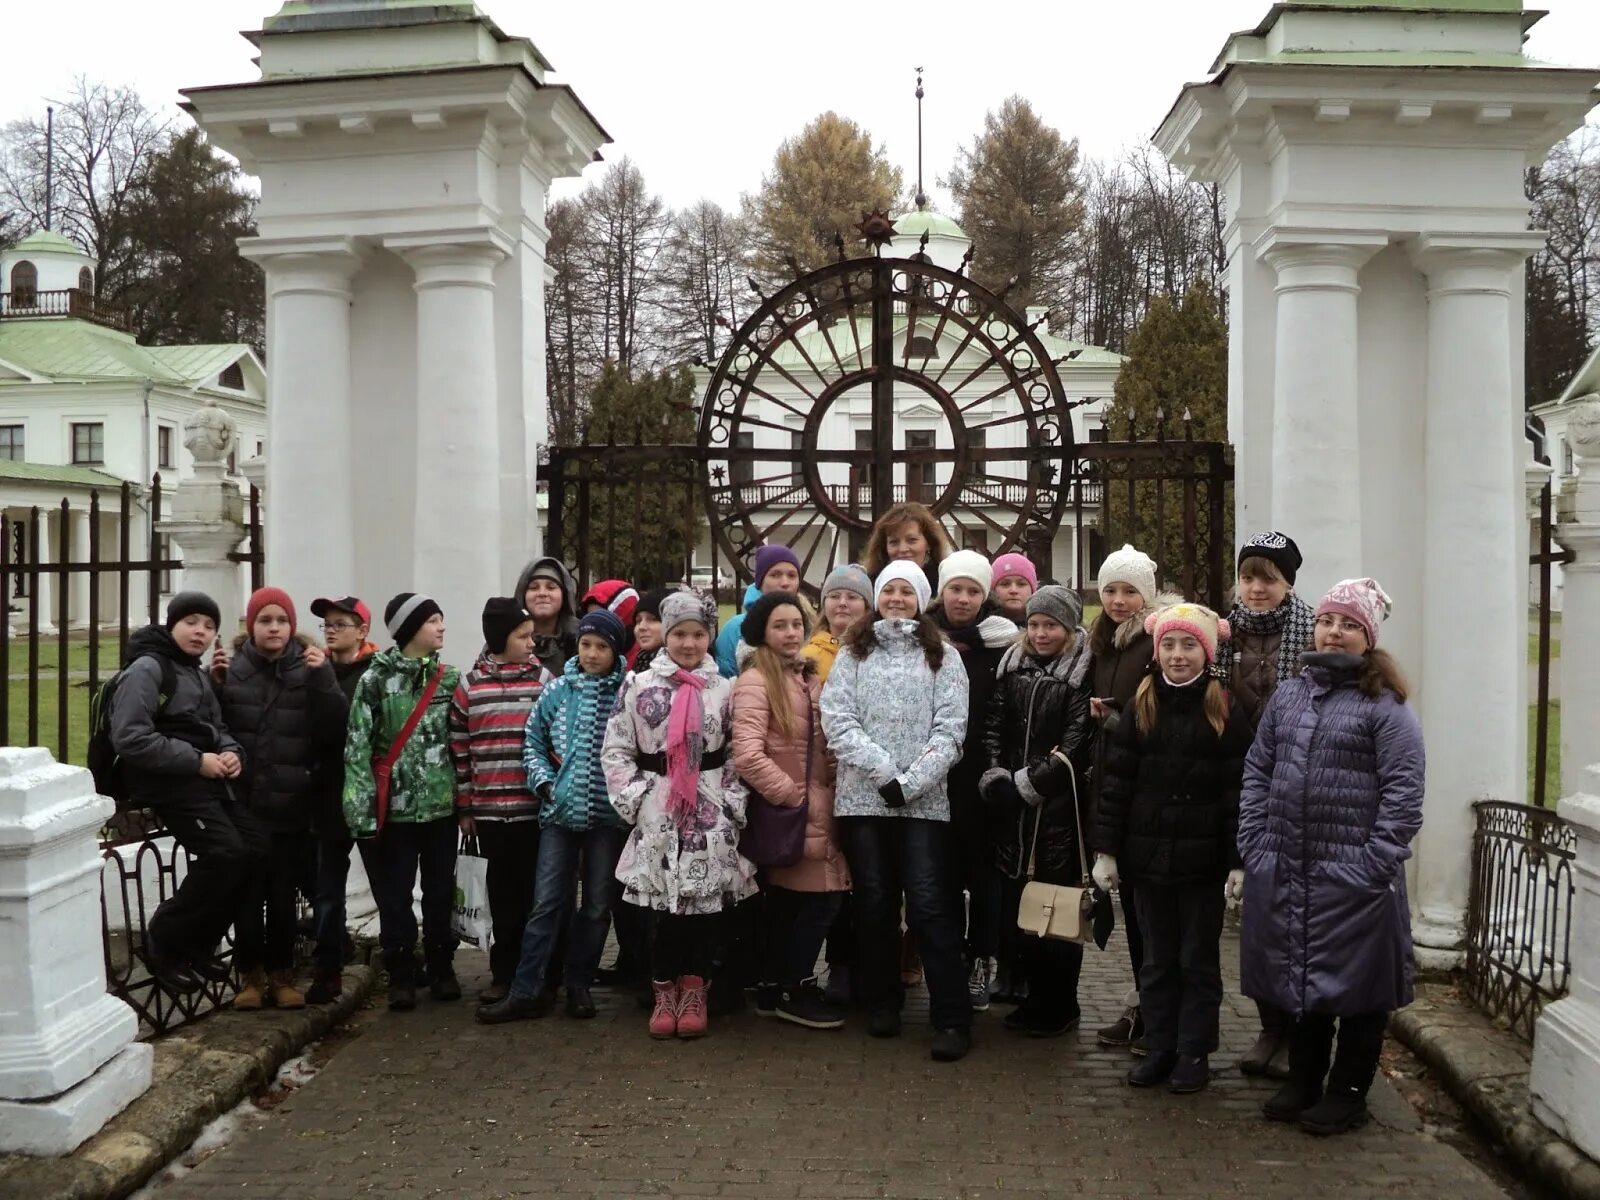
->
xmin=989 ymin=552 xmax=1038 ymax=625
xmin=1093 ymin=602 xmax=1252 ymax=1096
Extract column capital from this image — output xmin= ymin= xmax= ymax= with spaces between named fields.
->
xmin=240 ymin=235 xmax=367 ymax=300
xmin=388 ymin=230 xmax=512 ymax=291
xmin=1408 ymin=232 xmax=1546 ymax=296
xmin=1561 ymin=396 xmax=1600 ymax=526
xmin=1254 ymin=229 xmax=1387 ymax=292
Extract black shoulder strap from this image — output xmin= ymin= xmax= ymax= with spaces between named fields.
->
xmin=153 ymin=655 xmax=178 ymax=710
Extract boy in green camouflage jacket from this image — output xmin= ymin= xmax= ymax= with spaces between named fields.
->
xmin=343 ymin=593 xmax=462 ymax=1011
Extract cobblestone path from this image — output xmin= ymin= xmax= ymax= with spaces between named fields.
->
xmin=148 ymin=927 xmax=1508 ymax=1200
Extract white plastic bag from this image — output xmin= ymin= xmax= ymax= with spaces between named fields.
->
xmin=452 ymin=841 xmax=491 ymax=951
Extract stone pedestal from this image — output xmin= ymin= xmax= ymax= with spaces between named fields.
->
xmin=0 ymin=747 xmax=152 ymax=1154
xmin=1531 ymin=774 xmax=1600 ymax=1160
xmin=158 ymin=400 xmax=248 ymax=640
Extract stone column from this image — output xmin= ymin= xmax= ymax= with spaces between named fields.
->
xmin=1406 ymin=237 xmax=1541 ymax=965
xmin=1531 ymin=773 xmax=1600 ymax=1159
xmin=31 ymin=509 xmax=55 ymax=636
xmin=396 ymin=240 xmax=505 ymax=640
xmin=1552 ymin=398 xmax=1600 ymax=782
xmin=157 ymin=400 xmax=247 ymax=644
xmin=0 ymin=748 xmax=152 ymax=1154
xmin=245 ymin=243 xmax=363 ymax=614
xmin=1254 ymin=231 xmax=1385 ymax=598
xmin=68 ymin=506 xmax=91 ymax=630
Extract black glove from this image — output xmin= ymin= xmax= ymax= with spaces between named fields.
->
xmin=878 ymin=779 xmax=907 ymax=809
xmin=536 ymin=782 xmax=553 ymax=803
xmin=988 ymin=773 xmax=1022 ymax=809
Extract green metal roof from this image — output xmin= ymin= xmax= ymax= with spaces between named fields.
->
xmin=0 ymin=460 xmax=124 ymax=489
xmin=770 ymin=314 xmax=1123 ymax=371
xmin=0 ymin=319 xmax=250 ymax=387
xmin=9 ymin=230 xmax=88 ymax=257
xmin=894 ymin=210 xmax=969 ymax=242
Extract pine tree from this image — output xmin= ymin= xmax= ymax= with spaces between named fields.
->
xmin=1103 ymin=280 xmax=1231 ymax=598
xmin=747 ymin=112 xmax=902 ymax=280
xmin=946 ymin=96 xmax=1084 ymax=312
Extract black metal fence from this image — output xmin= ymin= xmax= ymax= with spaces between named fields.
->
xmin=1464 ymin=799 xmax=1575 ymax=1043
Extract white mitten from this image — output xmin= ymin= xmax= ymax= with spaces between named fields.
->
xmin=1092 ymin=853 xmax=1120 ymax=893
xmin=1226 ymin=869 xmax=1245 ymax=902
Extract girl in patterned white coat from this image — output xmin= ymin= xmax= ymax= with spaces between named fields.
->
xmin=602 ymin=591 xmax=757 ymax=1040
xmin=820 ymin=560 xmax=973 ymax=1062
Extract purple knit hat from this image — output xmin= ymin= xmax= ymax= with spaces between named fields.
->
xmin=752 ymin=544 xmax=801 ymax=587
xmin=1315 ymin=577 xmax=1392 ymax=647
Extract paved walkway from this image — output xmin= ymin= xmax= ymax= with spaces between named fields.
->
xmin=146 ymin=927 xmax=1508 ymax=1200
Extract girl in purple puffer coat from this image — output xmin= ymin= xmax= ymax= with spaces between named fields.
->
xmin=1237 ymin=577 xmax=1424 ymax=1138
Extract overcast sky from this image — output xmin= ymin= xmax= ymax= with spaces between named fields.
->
xmin=4 ymin=0 xmax=1599 ymax=214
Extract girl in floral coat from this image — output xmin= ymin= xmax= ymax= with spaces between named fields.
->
xmin=602 ymin=591 xmax=757 ymax=1040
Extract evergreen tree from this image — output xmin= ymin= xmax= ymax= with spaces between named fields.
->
xmin=1103 ymin=280 xmax=1231 ymax=597
xmin=747 ymin=112 xmax=903 ymax=279
xmin=1525 ymin=254 xmax=1591 ymax=409
xmin=946 ymin=96 xmax=1084 ymax=312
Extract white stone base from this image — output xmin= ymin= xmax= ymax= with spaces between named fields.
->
xmin=1531 ymin=995 xmax=1600 ymax=1161
xmin=1411 ymin=914 xmax=1465 ymax=972
xmin=0 ymin=1041 xmax=152 ymax=1156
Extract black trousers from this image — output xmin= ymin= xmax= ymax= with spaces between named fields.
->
xmin=474 ymin=819 xmax=541 ymax=986
xmin=1018 ymin=933 xmax=1084 ymax=1022
xmin=764 ymin=886 xmax=846 ymax=986
xmin=1291 ymin=1010 xmax=1389 ymax=1095
xmin=148 ymin=783 xmax=268 ymax=960
xmin=312 ymin=833 xmax=383 ymax=975
xmin=371 ymin=817 xmax=457 ymax=977
xmin=652 ymin=911 xmax=719 ymax=980
xmin=839 ymin=816 xmax=973 ymax=1030
xmin=234 ymin=829 xmax=314 ymax=973
xmin=1121 ymin=888 xmax=1145 ymax=984
xmin=1132 ymin=879 xmax=1226 ymax=1056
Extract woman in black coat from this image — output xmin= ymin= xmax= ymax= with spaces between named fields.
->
xmin=979 ymin=585 xmax=1094 ymax=1037
xmin=216 ymin=589 xmax=347 ymax=1009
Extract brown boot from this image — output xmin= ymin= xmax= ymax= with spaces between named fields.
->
xmin=268 ymin=970 xmax=306 ymax=1010
xmin=233 ymin=968 xmax=267 ymax=1011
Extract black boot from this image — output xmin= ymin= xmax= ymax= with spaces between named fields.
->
xmin=476 ymin=990 xmax=552 ymax=1024
xmin=1127 ymin=1051 xmax=1178 ymax=1087
xmin=566 ymin=985 xmax=597 ymax=1020
xmin=429 ymin=968 xmax=462 ymax=1002
xmin=142 ymin=935 xmax=202 ymax=994
xmin=930 ymin=1026 xmax=971 ymax=1063
xmin=1264 ymin=1079 xmax=1324 ymax=1122
xmin=385 ymin=954 xmax=416 ymax=1012
xmin=1298 ymin=1087 xmax=1370 ymax=1135
xmin=1167 ymin=1054 xmax=1212 ymax=1095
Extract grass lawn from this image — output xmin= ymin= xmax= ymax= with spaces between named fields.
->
xmin=5 ymin=630 xmax=122 ymax=676
xmin=7 ymin=678 xmax=92 ymax=766
xmin=1527 ymin=610 xmax=1562 ymax=665
xmin=1528 ymin=701 xmax=1561 ymax=806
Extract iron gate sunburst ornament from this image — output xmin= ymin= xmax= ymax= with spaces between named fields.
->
xmin=698 ymin=249 xmax=1086 ymax=581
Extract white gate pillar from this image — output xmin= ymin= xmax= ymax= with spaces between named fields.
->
xmin=158 ymin=400 xmax=247 ymax=641
xmin=0 ymin=748 xmax=152 ymax=1154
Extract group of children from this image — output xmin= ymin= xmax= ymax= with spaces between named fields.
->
xmin=107 ymin=502 xmax=1424 ymax=1136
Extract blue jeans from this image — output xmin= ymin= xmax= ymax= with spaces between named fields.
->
xmin=313 ymin=833 xmax=382 ymax=975
xmin=510 ymin=825 xmax=626 ymax=999
xmin=838 ymin=816 xmax=973 ymax=1030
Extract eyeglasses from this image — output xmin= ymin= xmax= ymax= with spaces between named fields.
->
xmin=1313 ymin=615 xmax=1366 ymax=635
xmin=321 ymin=621 xmax=362 ymax=632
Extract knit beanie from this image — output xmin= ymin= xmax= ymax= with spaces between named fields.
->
xmin=385 ymin=592 xmax=442 ymax=650
xmin=660 ymin=590 xmax=710 ymax=637
xmin=990 ymin=552 xmax=1039 ymax=593
xmin=752 ymin=544 xmax=802 ymax=588
xmin=820 ymin=563 xmax=873 ymax=606
xmin=937 ymin=549 xmax=994 ymax=602
xmin=582 ymin=580 xmax=640 ymax=628
xmin=245 ymin=586 xmax=296 ymax=636
xmin=1237 ymin=531 xmax=1303 ymax=586
xmin=1025 ymin=584 xmax=1083 ymax=631
xmin=741 ymin=591 xmax=806 ymax=648
xmin=874 ymin=560 xmax=932 ymax=615
xmin=481 ymin=597 xmax=531 ymax=654
xmin=1145 ymin=602 xmax=1230 ymax=665
xmin=1315 ymin=577 xmax=1392 ymax=648
xmin=635 ymin=586 xmax=678 ymax=623
xmin=166 ymin=590 xmax=221 ymax=631
xmin=1096 ymin=543 xmax=1159 ymax=608
xmin=577 ymin=608 xmax=630 ymax=659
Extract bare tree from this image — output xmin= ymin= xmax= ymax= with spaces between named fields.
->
xmin=0 ymin=78 xmax=169 ymax=298
xmin=545 ymin=198 xmax=591 ymax=446
xmin=578 ymin=158 xmax=667 ymax=375
xmin=656 ymin=199 xmax=748 ymax=364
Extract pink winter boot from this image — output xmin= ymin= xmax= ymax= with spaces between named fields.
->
xmin=676 ymin=975 xmax=708 ymax=1039
xmin=649 ymin=980 xmax=679 ymax=1040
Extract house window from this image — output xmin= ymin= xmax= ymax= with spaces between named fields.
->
xmin=157 ymin=425 xmax=175 ymax=470
xmin=906 ymin=429 xmax=936 ymax=501
xmin=731 ymin=431 xmax=755 ymax=488
xmin=227 ymin=449 xmax=237 ymax=476
xmin=218 ymin=362 xmax=244 ymax=390
xmin=1562 ymin=439 xmax=1575 ymax=477
xmin=0 ymin=425 xmax=22 ymax=461
xmin=255 ymin=439 xmax=264 ymax=457
xmin=9 ymin=261 xmax=37 ymax=306
xmin=963 ymin=427 xmax=986 ymax=485
xmin=71 ymin=422 xmax=104 ymax=465
xmin=790 ymin=430 xmax=804 ymax=488
xmin=77 ymin=266 xmax=93 ymax=294
xmin=1087 ymin=425 xmax=1108 ymax=443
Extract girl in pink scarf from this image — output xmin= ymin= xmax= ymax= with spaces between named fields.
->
xmin=600 ymin=590 xmax=757 ymax=1040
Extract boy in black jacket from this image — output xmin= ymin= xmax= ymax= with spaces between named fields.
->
xmin=109 ymin=591 xmax=264 ymax=992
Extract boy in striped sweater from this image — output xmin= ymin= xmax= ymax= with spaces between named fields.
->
xmin=449 ymin=598 xmax=552 ymax=1003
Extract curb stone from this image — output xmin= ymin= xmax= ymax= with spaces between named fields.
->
xmin=0 ymin=965 xmax=374 ymax=1200
xmin=1390 ymin=984 xmax=1600 ymax=1200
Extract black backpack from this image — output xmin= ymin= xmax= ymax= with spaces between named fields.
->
xmin=88 ymin=655 xmax=178 ymax=808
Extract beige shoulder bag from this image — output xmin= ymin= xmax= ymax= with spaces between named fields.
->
xmin=1015 ymin=748 xmax=1094 ymax=945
